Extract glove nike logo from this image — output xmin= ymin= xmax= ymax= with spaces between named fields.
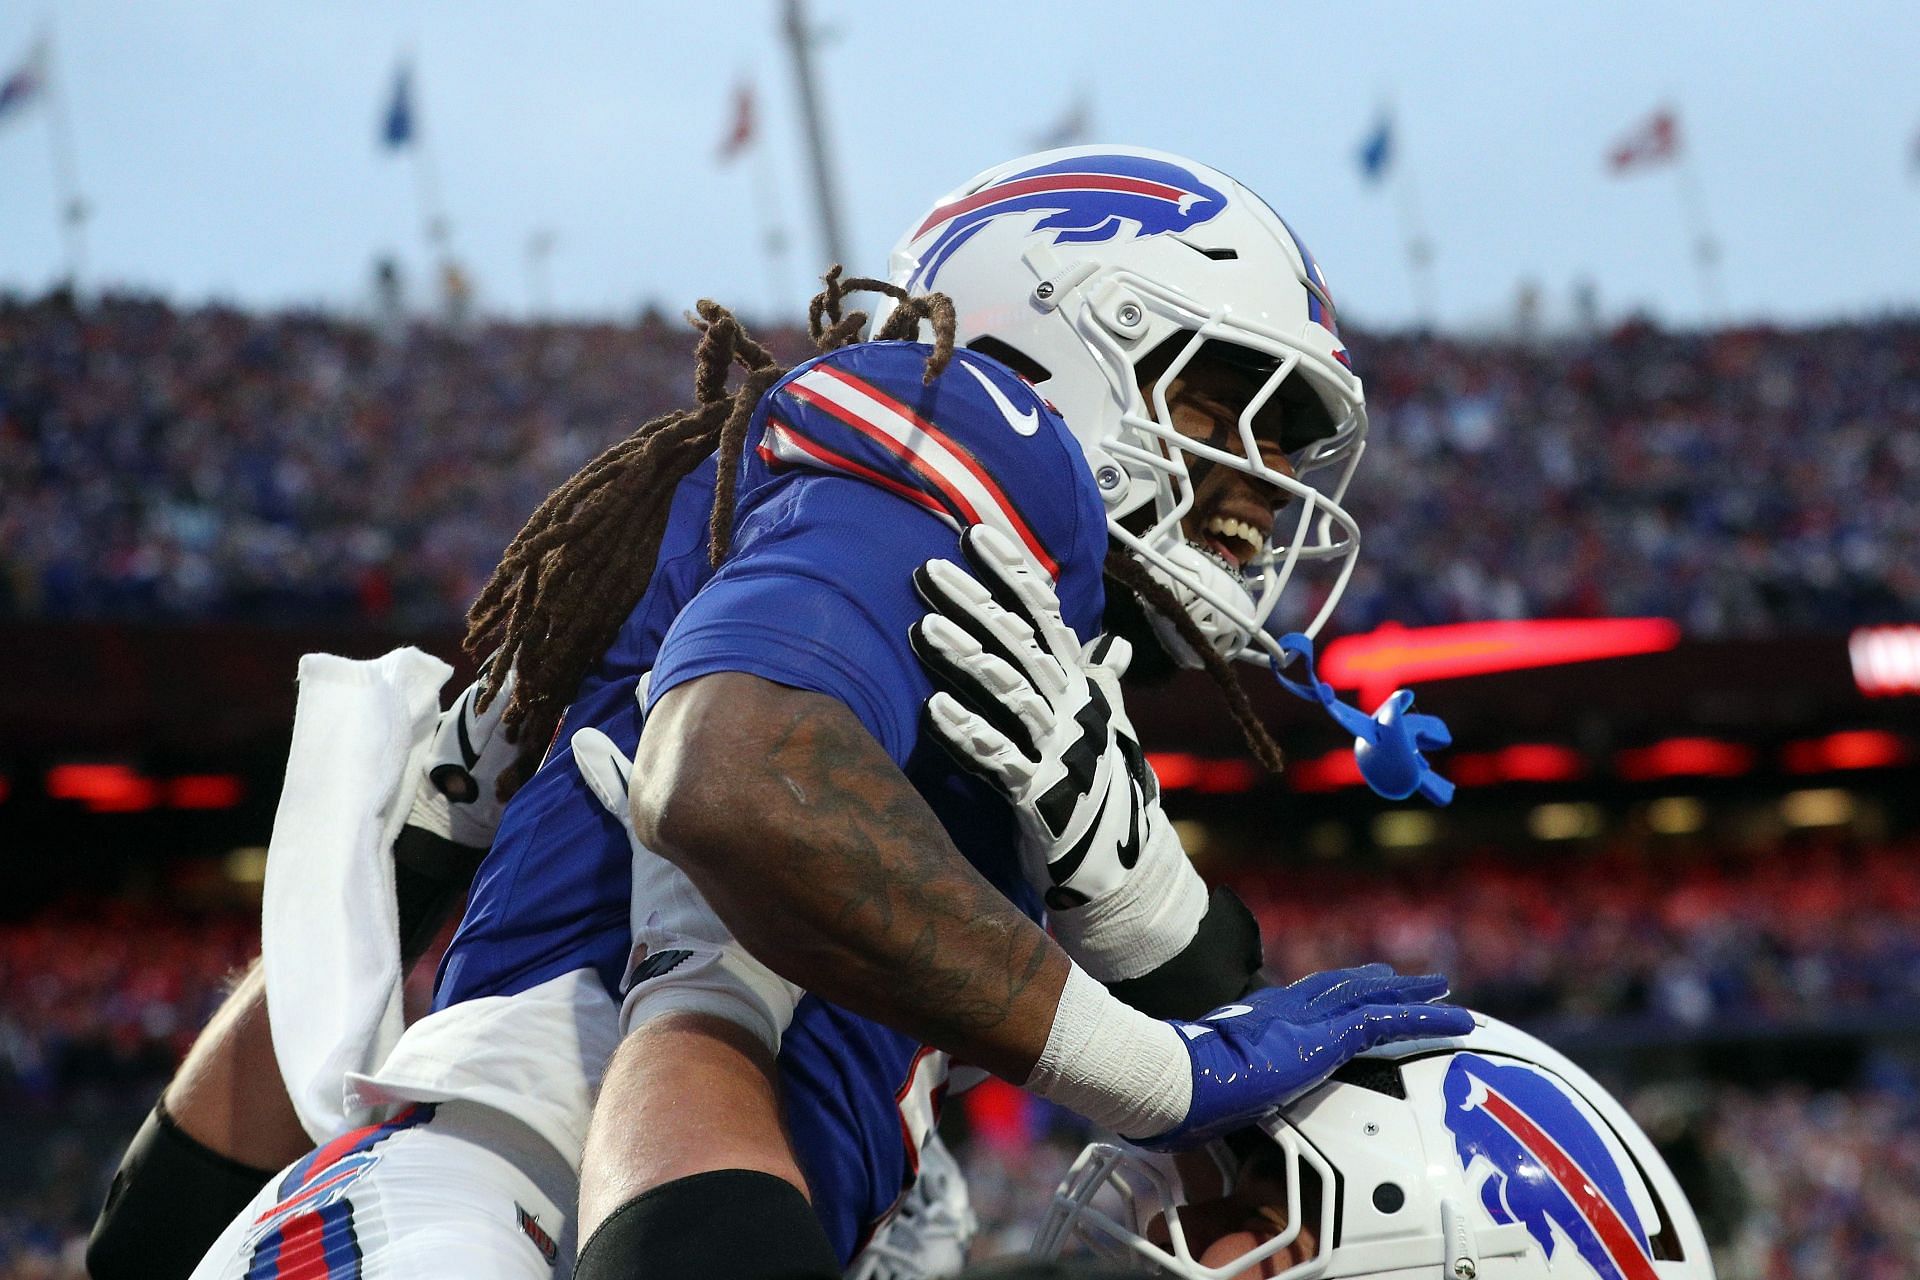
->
xmin=960 ymin=360 xmax=1039 ymax=436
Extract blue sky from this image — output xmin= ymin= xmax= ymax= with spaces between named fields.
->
xmin=0 ymin=1 xmax=1915 ymax=332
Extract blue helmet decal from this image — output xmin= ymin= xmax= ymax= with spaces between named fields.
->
xmin=907 ymin=153 xmax=1228 ymax=288
xmin=1442 ymin=1054 xmax=1658 ymax=1280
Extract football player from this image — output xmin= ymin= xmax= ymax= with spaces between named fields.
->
xmin=86 ymin=661 xmax=515 ymax=1280
xmin=1033 ymin=1014 xmax=1716 ymax=1280
xmin=550 ymin=147 xmax=1461 ymax=1276
xmin=181 ymin=145 xmax=1463 ymax=1279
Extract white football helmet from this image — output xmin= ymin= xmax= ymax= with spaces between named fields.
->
xmin=875 ymin=145 xmax=1367 ymax=665
xmin=1034 ymin=1015 xmax=1714 ymax=1280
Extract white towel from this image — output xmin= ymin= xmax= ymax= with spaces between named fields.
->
xmin=262 ymin=647 xmax=452 ymax=1143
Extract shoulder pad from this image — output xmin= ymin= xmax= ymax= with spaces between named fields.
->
xmin=758 ymin=342 xmax=1086 ymax=579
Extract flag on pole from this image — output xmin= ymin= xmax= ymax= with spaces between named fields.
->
xmin=1032 ymin=92 xmax=1091 ymax=151
xmin=1357 ymin=111 xmax=1394 ymax=184
xmin=381 ymin=62 xmax=414 ymax=149
xmin=0 ymin=34 xmax=49 ymax=128
xmin=1607 ymin=107 xmax=1679 ymax=174
xmin=718 ymin=81 xmax=755 ymax=163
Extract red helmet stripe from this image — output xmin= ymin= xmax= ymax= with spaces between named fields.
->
xmin=914 ymin=172 xmax=1190 ymax=240
xmin=1477 ymin=1085 xmax=1658 ymax=1280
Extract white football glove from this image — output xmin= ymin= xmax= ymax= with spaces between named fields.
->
xmin=910 ymin=527 xmax=1207 ymax=981
xmin=570 ymin=684 xmax=803 ymax=1053
xmin=407 ymin=663 xmax=519 ymax=851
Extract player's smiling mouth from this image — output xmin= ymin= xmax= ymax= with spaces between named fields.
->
xmin=1196 ymin=511 xmax=1270 ymax=571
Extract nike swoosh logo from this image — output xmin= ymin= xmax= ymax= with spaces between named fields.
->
xmin=959 ymin=359 xmax=1039 ymax=436
xmin=1204 ymin=1004 xmax=1255 ymax=1021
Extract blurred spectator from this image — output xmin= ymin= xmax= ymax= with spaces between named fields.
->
xmin=3 ymin=293 xmax=1916 ymax=635
xmin=1238 ymin=835 xmax=1920 ymax=1030
xmin=0 ymin=292 xmax=806 ymax=629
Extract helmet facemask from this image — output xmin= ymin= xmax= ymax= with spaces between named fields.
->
xmin=1035 ymin=1121 xmax=1337 ymax=1280
xmin=1068 ymin=272 xmax=1366 ymax=669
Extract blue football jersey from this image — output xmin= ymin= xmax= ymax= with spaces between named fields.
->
xmin=433 ymin=340 xmax=1108 ymax=1262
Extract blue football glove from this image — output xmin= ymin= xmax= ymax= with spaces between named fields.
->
xmin=1133 ymin=963 xmax=1474 ymax=1151
xmin=1272 ymin=633 xmax=1456 ymax=806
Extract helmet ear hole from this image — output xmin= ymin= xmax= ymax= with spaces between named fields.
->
xmin=964 ymin=336 xmax=1052 ymax=385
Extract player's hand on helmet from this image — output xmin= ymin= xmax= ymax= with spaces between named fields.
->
xmin=408 ymin=663 xmax=518 ymax=851
xmin=911 ymin=525 xmax=1162 ymax=910
xmin=1136 ymin=963 xmax=1474 ymax=1152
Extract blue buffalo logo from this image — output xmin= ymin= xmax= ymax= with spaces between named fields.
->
xmin=1442 ymin=1054 xmax=1657 ymax=1280
xmin=907 ymin=153 xmax=1228 ymax=287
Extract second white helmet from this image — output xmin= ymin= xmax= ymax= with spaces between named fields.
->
xmin=1035 ymin=1014 xmax=1715 ymax=1280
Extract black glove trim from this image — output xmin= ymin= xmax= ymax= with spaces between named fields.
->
xmin=1105 ymin=884 xmax=1264 ymax=1020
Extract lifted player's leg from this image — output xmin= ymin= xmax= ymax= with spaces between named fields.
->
xmin=89 ymin=661 xmax=513 ymax=1280
xmin=571 ymin=726 xmax=838 ymax=1279
xmin=575 ymin=1014 xmax=840 ymax=1280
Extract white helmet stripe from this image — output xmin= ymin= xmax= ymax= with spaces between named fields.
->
xmin=788 ymin=365 xmax=1060 ymax=577
xmin=760 ymin=420 xmax=962 ymax=527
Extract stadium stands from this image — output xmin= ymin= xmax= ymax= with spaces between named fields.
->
xmin=3 ymin=838 xmax=1916 ymax=1275
xmin=3 ymin=290 xmax=1915 ymax=1273
xmin=4 ymin=293 xmax=1917 ymax=636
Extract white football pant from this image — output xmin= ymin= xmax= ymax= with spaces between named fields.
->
xmin=189 ymin=1101 xmax=573 ymax=1280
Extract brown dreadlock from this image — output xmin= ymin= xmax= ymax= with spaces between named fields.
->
xmin=467 ymin=265 xmax=1280 ymax=797
xmin=467 ymin=269 xmax=957 ymax=797
xmin=1101 ymin=548 xmax=1287 ymax=774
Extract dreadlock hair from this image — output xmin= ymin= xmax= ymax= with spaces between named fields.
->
xmin=466 ymin=269 xmax=958 ymax=798
xmin=1101 ymin=547 xmax=1286 ymax=774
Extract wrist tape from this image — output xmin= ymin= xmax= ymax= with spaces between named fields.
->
xmin=1023 ymin=962 xmax=1190 ymax=1139
xmin=1047 ymin=810 xmax=1208 ymax=983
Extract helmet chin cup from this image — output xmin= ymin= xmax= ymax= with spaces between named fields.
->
xmin=1141 ymin=543 xmax=1254 ymax=669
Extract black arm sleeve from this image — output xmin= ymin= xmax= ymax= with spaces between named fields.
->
xmin=86 ymin=1101 xmax=277 ymax=1280
xmin=1104 ymin=884 xmax=1264 ymax=1020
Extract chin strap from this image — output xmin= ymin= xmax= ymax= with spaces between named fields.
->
xmin=1270 ymin=632 xmax=1455 ymax=807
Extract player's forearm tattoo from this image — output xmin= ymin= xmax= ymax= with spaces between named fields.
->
xmin=640 ymin=677 xmax=1064 ymax=1077
xmin=764 ymin=697 xmax=1052 ymax=1026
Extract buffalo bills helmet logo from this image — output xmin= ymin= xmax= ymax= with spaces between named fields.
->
xmin=907 ymin=154 xmax=1228 ymax=288
xmin=1442 ymin=1054 xmax=1658 ymax=1280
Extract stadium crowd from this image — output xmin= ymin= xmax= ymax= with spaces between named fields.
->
xmin=5 ymin=840 xmax=1912 ymax=1106
xmin=3 ymin=292 xmax=1917 ymax=636
xmin=2 ymin=838 xmax=1917 ymax=1276
xmin=1239 ymin=835 xmax=1920 ymax=1032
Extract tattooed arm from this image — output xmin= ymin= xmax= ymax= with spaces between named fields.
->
xmin=630 ymin=670 xmax=1068 ymax=1081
